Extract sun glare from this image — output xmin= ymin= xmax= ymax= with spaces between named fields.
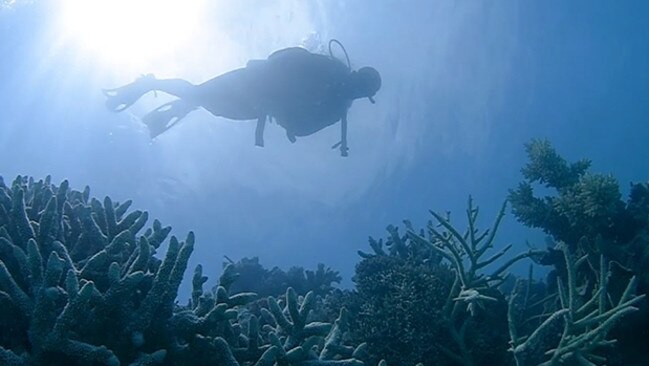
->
xmin=58 ymin=0 xmax=207 ymax=71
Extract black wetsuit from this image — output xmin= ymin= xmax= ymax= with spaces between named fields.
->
xmin=243 ymin=47 xmax=353 ymax=138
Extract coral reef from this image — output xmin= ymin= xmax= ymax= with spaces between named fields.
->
xmin=508 ymin=139 xmax=649 ymax=365
xmin=351 ymin=189 xmax=645 ymax=366
xmin=0 ymin=175 xmax=184 ymax=365
xmin=351 ymin=253 xmax=455 ymax=366
xmin=351 ymin=198 xmax=534 ymax=366
xmin=225 ymin=256 xmax=342 ymax=297
xmin=0 ymin=175 xmax=367 ymax=366
xmin=508 ymin=139 xmax=649 ymax=287
xmin=2 ymin=139 xmax=646 ymax=366
xmin=405 ymin=197 xmax=541 ymax=366
xmin=508 ymin=245 xmax=645 ymax=365
xmin=179 ymin=263 xmax=367 ymax=366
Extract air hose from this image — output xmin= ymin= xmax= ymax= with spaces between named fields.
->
xmin=328 ymin=39 xmax=351 ymax=70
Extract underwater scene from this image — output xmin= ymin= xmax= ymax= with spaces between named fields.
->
xmin=1 ymin=1 xmax=649 ymax=365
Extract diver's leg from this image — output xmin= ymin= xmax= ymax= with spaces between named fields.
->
xmin=150 ymin=78 xmax=199 ymax=101
xmin=104 ymin=76 xmax=200 ymax=112
xmin=191 ymin=69 xmax=263 ymax=120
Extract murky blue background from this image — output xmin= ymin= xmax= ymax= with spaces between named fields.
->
xmin=1 ymin=0 xmax=648 ymax=298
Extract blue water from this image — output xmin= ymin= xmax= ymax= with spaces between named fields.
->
xmin=0 ymin=1 xmax=649 ymax=298
xmin=1 ymin=0 xmax=648 ymax=301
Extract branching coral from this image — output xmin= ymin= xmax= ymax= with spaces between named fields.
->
xmin=508 ymin=244 xmax=645 ymax=366
xmin=0 ymin=175 xmax=367 ymax=366
xmin=350 ymin=197 xmax=533 ymax=366
xmin=405 ymin=197 xmax=544 ymax=366
xmin=226 ymin=256 xmax=342 ymax=298
xmin=0 ymin=175 xmax=190 ymax=365
xmin=7 ymin=138 xmax=643 ymax=366
xmin=408 ymin=197 xmax=544 ymax=294
xmin=508 ymin=139 xmax=649 ymax=365
xmin=174 ymin=261 xmax=368 ymax=366
xmin=508 ymin=139 xmax=648 ymax=260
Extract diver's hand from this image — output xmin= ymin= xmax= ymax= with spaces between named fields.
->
xmin=331 ymin=141 xmax=349 ymax=157
xmin=255 ymin=116 xmax=266 ymax=147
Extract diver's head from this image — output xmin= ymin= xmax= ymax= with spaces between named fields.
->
xmin=349 ymin=66 xmax=381 ymax=103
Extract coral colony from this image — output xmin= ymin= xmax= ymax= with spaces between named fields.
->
xmin=1 ymin=140 xmax=647 ymax=365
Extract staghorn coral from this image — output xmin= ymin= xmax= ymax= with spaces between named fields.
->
xmin=405 ymin=197 xmax=543 ymax=366
xmin=0 ymin=175 xmax=190 ymax=365
xmin=0 ymin=175 xmax=367 ymax=366
xmin=508 ymin=140 xmax=649 ymax=365
xmin=508 ymin=244 xmax=645 ymax=366
xmin=508 ymin=139 xmax=649 ymax=263
xmin=350 ymin=197 xmax=537 ymax=366
xmin=225 ymin=256 xmax=342 ymax=298
xmin=13 ymin=138 xmax=649 ymax=366
xmin=172 ymin=261 xmax=368 ymax=366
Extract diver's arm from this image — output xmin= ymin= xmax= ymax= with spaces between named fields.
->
xmin=255 ymin=116 xmax=266 ymax=147
xmin=330 ymin=111 xmax=349 ymax=157
xmin=340 ymin=112 xmax=349 ymax=157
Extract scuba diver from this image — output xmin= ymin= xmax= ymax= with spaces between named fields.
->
xmin=103 ymin=40 xmax=381 ymax=157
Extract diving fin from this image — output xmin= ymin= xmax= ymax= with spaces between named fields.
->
xmin=143 ymin=100 xmax=196 ymax=139
xmin=103 ymin=74 xmax=156 ymax=112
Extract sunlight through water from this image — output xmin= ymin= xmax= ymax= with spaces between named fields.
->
xmin=56 ymin=0 xmax=208 ymax=72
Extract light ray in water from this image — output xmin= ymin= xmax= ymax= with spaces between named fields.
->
xmin=55 ymin=0 xmax=209 ymax=72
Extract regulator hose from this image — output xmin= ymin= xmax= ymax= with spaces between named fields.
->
xmin=328 ymin=39 xmax=351 ymax=70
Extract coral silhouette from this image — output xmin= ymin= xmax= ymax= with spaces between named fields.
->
xmin=0 ymin=176 xmax=366 ymax=366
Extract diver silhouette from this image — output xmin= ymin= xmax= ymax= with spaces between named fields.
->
xmin=103 ymin=40 xmax=381 ymax=157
